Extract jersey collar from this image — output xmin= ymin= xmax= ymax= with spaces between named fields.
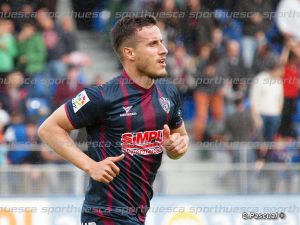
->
xmin=121 ymin=69 xmax=155 ymax=93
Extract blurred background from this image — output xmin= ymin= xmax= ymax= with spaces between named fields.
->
xmin=0 ymin=0 xmax=300 ymax=224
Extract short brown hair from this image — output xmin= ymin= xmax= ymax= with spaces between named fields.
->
xmin=111 ymin=16 xmax=157 ymax=61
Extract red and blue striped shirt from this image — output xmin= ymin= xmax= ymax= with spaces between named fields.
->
xmin=65 ymin=70 xmax=183 ymax=223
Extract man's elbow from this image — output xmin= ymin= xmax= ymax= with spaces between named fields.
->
xmin=38 ymin=122 xmax=49 ymax=141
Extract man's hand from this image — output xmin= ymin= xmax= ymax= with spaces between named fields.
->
xmin=88 ymin=154 xmax=125 ymax=184
xmin=162 ymin=124 xmax=188 ymax=159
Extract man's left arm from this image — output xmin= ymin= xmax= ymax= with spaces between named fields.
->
xmin=162 ymin=123 xmax=189 ymax=160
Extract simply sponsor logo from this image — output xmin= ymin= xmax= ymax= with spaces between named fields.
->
xmin=121 ymin=130 xmax=163 ymax=155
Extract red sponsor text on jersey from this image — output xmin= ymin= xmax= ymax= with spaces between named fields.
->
xmin=121 ymin=130 xmax=164 ymax=155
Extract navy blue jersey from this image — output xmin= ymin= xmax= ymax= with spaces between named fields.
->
xmin=65 ymin=70 xmax=183 ymax=223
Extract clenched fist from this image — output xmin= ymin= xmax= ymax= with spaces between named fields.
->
xmin=88 ymin=154 xmax=124 ymax=184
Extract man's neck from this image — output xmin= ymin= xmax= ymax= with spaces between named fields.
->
xmin=123 ymin=67 xmax=154 ymax=89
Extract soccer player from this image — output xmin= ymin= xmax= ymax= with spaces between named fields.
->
xmin=38 ymin=16 xmax=189 ymax=225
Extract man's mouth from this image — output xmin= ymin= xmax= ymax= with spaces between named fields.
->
xmin=158 ymin=58 xmax=166 ymax=67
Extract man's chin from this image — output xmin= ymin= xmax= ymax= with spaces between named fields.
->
xmin=148 ymin=70 xmax=168 ymax=79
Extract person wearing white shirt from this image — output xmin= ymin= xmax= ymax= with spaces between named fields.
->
xmin=250 ymin=56 xmax=284 ymax=142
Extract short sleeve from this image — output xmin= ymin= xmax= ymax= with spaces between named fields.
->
xmin=64 ymin=86 xmax=105 ymax=129
xmin=169 ymin=85 xmax=183 ymax=130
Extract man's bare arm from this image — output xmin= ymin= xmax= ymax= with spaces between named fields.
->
xmin=38 ymin=105 xmax=124 ymax=184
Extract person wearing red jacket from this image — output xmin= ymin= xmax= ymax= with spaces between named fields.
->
xmin=278 ymin=51 xmax=299 ymax=137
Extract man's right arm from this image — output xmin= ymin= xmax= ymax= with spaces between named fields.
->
xmin=38 ymin=105 xmax=124 ymax=184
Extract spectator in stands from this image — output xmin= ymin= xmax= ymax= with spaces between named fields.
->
xmin=236 ymin=0 xmax=273 ymax=69
xmin=223 ymin=40 xmax=247 ymax=86
xmin=5 ymin=19 xmax=15 ymax=35
xmin=211 ymin=27 xmax=226 ymax=56
xmin=155 ymin=0 xmax=182 ymax=42
xmin=222 ymin=40 xmax=248 ymax=114
xmin=4 ymin=116 xmax=44 ymax=194
xmin=250 ymin=55 xmax=284 ymax=142
xmin=181 ymin=0 xmax=214 ymax=55
xmin=193 ymin=52 xmax=225 ymax=141
xmin=60 ymin=17 xmax=77 ymax=54
xmin=0 ymin=71 xmax=28 ymax=114
xmin=13 ymin=3 xmax=36 ymax=32
xmin=214 ymin=9 xmax=243 ymax=42
xmin=0 ymin=2 xmax=12 ymax=19
xmin=225 ymin=98 xmax=260 ymax=192
xmin=0 ymin=19 xmax=18 ymax=77
xmin=23 ymin=119 xmax=43 ymax=164
xmin=166 ymin=42 xmax=195 ymax=97
xmin=194 ymin=42 xmax=212 ymax=68
xmin=53 ymin=64 xmax=84 ymax=108
xmin=252 ymin=42 xmax=279 ymax=75
xmin=38 ymin=15 xmax=67 ymax=78
xmin=36 ymin=7 xmax=49 ymax=25
xmin=225 ymin=98 xmax=259 ymax=148
xmin=23 ymin=118 xmax=46 ymax=194
xmin=157 ymin=21 xmax=168 ymax=48
xmin=60 ymin=17 xmax=91 ymax=70
xmin=4 ymin=111 xmax=29 ymax=165
xmin=17 ymin=21 xmax=47 ymax=76
xmin=278 ymin=46 xmax=299 ymax=138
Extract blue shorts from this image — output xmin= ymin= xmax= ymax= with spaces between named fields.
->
xmin=81 ymin=206 xmax=143 ymax=225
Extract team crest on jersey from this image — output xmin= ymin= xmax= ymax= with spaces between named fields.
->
xmin=159 ymin=97 xmax=170 ymax=114
xmin=72 ymin=90 xmax=90 ymax=113
xmin=121 ymin=130 xmax=164 ymax=155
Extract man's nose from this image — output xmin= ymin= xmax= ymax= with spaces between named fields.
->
xmin=160 ymin=43 xmax=168 ymax=55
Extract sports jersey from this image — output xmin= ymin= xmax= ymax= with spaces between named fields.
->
xmin=65 ymin=70 xmax=183 ymax=223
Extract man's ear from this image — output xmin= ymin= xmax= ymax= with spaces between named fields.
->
xmin=123 ymin=47 xmax=135 ymax=61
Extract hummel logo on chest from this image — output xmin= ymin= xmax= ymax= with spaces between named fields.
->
xmin=123 ymin=106 xmax=132 ymax=113
xmin=120 ymin=106 xmax=137 ymax=117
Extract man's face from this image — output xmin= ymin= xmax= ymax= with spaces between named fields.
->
xmin=271 ymin=66 xmax=284 ymax=78
xmin=131 ymin=25 xmax=168 ymax=79
xmin=23 ymin=25 xmax=35 ymax=37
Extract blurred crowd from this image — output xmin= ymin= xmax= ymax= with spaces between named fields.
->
xmin=0 ymin=0 xmax=300 ymax=194
xmin=0 ymin=0 xmax=92 ymax=169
